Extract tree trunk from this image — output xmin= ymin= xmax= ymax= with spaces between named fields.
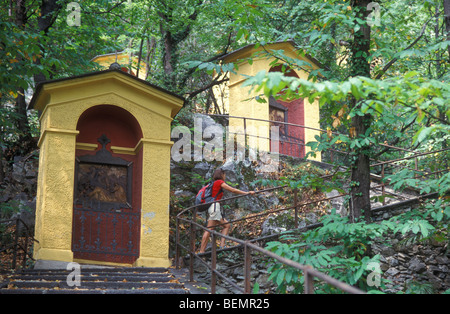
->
xmin=161 ymin=27 xmax=175 ymax=76
xmin=145 ymin=36 xmax=156 ymax=81
xmin=0 ymin=132 xmax=4 ymax=183
xmin=349 ymin=0 xmax=373 ymax=222
xmin=14 ymin=0 xmax=32 ymax=143
xmin=157 ymin=0 xmax=204 ymax=91
xmin=34 ymin=0 xmax=62 ymax=86
xmin=444 ymin=0 xmax=450 ymax=61
xmin=349 ymin=111 xmax=372 ymax=222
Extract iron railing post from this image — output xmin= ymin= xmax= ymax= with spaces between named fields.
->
xmin=381 ymin=164 xmax=386 ymax=205
xmin=304 ymin=265 xmax=314 ymax=294
xmin=12 ymin=218 xmax=20 ymax=270
xmin=22 ymin=227 xmax=29 ymax=269
xmin=244 ymin=241 xmax=252 ymax=293
xmin=189 ymin=213 xmax=195 ymax=282
xmin=175 ymin=216 xmax=180 ymax=269
xmin=243 ymin=117 xmax=247 ymax=150
xmin=211 ymin=232 xmax=217 ymax=294
xmin=415 ymin=157 xmax=419 ymax=180
xmin=293 ymin=188 xmax=299 ymax=228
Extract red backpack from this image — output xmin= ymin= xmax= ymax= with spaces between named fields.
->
xmin=194 ymin=181 xmax=222 ymax=212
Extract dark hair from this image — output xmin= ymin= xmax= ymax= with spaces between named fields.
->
xmin=212 ymin=168 xmax=225 ymax=181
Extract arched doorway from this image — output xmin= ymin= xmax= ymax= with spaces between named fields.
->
xmin=268 ymin=65 xmax=305 ymax=158
xmin=72 ymin=105 xmax=143 ymax=265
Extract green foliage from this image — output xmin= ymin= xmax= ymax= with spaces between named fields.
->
xmin=264 ymin=205 xmax=445 ymax=293
xmin=427 ymin=199 xmax=450 ymax=223
xmin=245 ymin=67 xmax=450 ymax=209
xmin=0 ymin=20 xmax=43 ymax=95
xmin=254 ymin=161 xmax=346 ymax=195
xmin=233 ymin=0 xmax=449 ymax=221
xmin=405 ymin=280 xmax=436 ymax=294
xmin=0 ymin=199 xmax=21 ymax=220
xmin=265 ymin=212 xmax=383 ymax=293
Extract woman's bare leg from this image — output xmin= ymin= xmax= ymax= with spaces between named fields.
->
xmin=219 ymin=218 xmax=230 ymax=248
xmin=199 ymin=220 xmax=218 ymax=253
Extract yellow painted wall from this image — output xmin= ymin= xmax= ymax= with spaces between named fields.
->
xmin=92 ymin=52 xmax=148 ymax=80
xmin=33 ymin=129 xmax=78 ymax=263
xmin=31 ymin=70 xmax=183 ymax=267
xmin=220 ymin=42 xmax=322 ymax=161
xmin=228 ymin=58 xmax=270 ymax=153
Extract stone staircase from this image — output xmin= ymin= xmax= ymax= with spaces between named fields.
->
xmin=0 ymin=267 xmax=189 ymax=294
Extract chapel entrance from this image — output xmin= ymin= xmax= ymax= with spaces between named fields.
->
xmin=71 ymin=105 xmax=143 ymax=264
xmin=268 ymin=65 xmax=305 ymax=158
xmin=31 ymin=69 xmax=183 ymax=268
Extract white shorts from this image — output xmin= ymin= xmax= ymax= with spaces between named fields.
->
xmin=207 ymin=203 xmax=222 ymax=221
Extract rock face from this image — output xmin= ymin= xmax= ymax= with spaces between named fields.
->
xmin=372 ymin=235 xmax=450 ymax=293
xmin=172 ymin=155 xmax=449 ymax=293
xmin=0 ymin=153 xmax=38 ymax=232
xmin=186 ymin=226 xmax=450 ymax=294
xmin=170 ymin=157 xmax=270 ymax=215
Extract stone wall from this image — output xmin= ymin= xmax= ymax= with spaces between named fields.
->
xmin=372 ymin=233 xmax=449 ymax=293
xmin=189 ymin=219 xmax=449 ymax=294
xmin=370 ymin=202 xmax=449 ymax=293
xmin=173 ymin=157 xmax=449 ymax=293
xmin=0 ymin=153 xmax=37 ymax=232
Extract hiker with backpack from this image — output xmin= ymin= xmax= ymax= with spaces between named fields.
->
xmin=197 ymin=168 xmax=255 ymax=253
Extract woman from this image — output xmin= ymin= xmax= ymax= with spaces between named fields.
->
xmin=198 ymin=168 xmax=255 ymax=253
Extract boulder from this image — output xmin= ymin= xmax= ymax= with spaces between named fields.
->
xmin=409 ymin=257 xmax=427 ymax=274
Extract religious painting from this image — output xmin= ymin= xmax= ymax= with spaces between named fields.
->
xmin=76 ymin=163 xmax=128 ymax=204
xmin=269 ymin=106 xmax=287 ymax=137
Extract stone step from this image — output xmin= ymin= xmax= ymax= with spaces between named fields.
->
xmin=0 ymin=267 xmax=189 ymax=294
xmin=8 ymin=268 xmax=173 ymax=282
xmin=6 ymin=280 xmax=183 ymax=290
xmin=0 ymin=288 xmax=188 ymax=294
xmin=7 ymin=274 xmax=173 ymax=282
xmin=16 ymin=267 xmax=168 ymax=274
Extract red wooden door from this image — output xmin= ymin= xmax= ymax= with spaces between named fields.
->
xmin=72 ymin=204 xmax=140 ymax=264
xmin=72 ymin=135 xmax=140 ymax=264
xmin=269 ymin=97 xmax=305 ymax=158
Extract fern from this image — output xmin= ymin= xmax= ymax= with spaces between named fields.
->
xmin=265 ymin=207 xmax=441 ymax=294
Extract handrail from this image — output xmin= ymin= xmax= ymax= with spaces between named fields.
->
xmin=174 ymin=113 xmax=448 ymax=293
xmin=370 ymin=147 xmax=450 ymax=167
xmin=208 ymin=113 xmax=332 ymax=135
xmin=206 ymin=113 xmax=449 ymax=170
xmin=180 ymin=215 xmax=365 ymax=294
xmin=201 ymin=113 xmax=448 ymax=205
xmin=175 ymin=183 xmax=365 ymax=294
xmin=174 ymin=165 xmax=445 ymax=293
xmin=176 ymin=185 xmax=286 ymax=218
xmin=0 ymin=218 xmax=39 ymax=270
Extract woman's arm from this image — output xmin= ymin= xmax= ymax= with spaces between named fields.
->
xmin=221 ymin=182 xmax=255 ymax=195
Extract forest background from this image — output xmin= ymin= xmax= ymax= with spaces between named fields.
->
xmin=0 ymin=0 xmax=449 ymax=293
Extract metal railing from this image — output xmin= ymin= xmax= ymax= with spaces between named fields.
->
xmin=175 ymin=185 xmax=365 ymax=294
xmin=0 ymin=218 xmax=38 ymax=270
xmin=372 ymin=147 xmax=450 ymax=205
xmin=208 ymin=113 xmax=321 ymax=159
xmin=174 ymin=113 xmax=448 ymax=294
xmin=205 ymin=113 xmax=449 ymax=202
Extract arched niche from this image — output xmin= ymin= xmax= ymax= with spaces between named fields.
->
xmin=73 ymin=105 xmax=144 ymax=265
xmin=76 ymin=105 xmax=143 ymax=149
xmin=268 ymin=65 xmax=305 ymax=158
